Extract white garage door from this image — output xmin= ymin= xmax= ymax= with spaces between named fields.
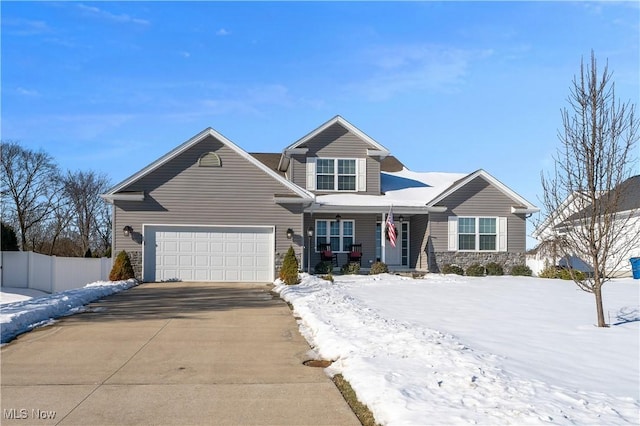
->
xmin=143 ymin=225 xmax=274 ymax=282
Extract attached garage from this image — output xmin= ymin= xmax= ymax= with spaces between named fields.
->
xmin=143 ymin=225 xmax=274 ymax=282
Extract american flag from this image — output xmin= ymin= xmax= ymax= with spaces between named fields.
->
xmin=386 ymin=206 xmax=396 ymax=248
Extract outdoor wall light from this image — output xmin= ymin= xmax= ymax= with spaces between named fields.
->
xmin=286 ymin=228 xmax=294 ymax=239
xmin=306 ymin=226 xmax=314 ymax=274
xmin=399 ymin=215 xmax=404 ymax=222
xmin=123 ymin=225 xmax=133 ymax=237
xmin=335 ymin=214 xmax=341 ymax=223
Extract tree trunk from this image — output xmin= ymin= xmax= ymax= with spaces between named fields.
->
xmin=594 ymin=285 xmax=607 ymax=327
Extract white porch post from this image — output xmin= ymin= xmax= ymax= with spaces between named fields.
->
xmin=381 ymin=211 xmax=386 ymax=263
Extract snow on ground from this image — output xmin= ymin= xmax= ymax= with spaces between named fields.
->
xmin=275 ymin=274 xmax=640 ymax=425
xmin=0 ymin=280 xmax=137 ymax=344
xmin=0 ymin=287 xmax=50 ymax=304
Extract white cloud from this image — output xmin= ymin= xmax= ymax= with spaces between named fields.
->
xmin=216 ymin=28 xmax=230 ymax=36
xmin=15 ymin=87 xmax=40 ymax=97
xmin=76 ymin=4 xmax=150 ymax=26
xmin=2 ymin=18 xmax=51 ymax=36
xmin=180 ymin=51 xmax=191 ymax=58
xmin=350 ymin=44 xmax=492 ymax=101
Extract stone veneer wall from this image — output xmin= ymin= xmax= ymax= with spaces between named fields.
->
xmin=431 ymin=252 xmax=526 ymax=273
xmin=127 ymin=250 xmax=143 ymax=281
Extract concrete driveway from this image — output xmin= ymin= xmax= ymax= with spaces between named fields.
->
xmin=1 ymin=282 xmax=359 ymax=425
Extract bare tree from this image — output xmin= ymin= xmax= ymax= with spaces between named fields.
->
xmin=541 ymin=52 xmax=639 ymax=327
xmin=1 ymin=141 xmax=61 ymax=251
xmin=62 ymin=170 xmax=110 ymax=256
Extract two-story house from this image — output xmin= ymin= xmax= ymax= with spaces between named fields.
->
xmin=102 ymin=116 xmax=538 ymax=282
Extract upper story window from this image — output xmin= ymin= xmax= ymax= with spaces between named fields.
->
xmin=316 ymin=158 xmax=356 ymax=191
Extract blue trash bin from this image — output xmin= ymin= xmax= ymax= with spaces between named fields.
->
xmin=631 ymin=258 xmax=640 ymax=279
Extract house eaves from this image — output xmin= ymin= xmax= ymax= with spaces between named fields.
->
xmin=427 ymin=169 xmax=539 ymax=213
xmin=278 ymin=115 xmax=391 ymax=172
xmin=102 ymin=127 xmax=314 ymax=201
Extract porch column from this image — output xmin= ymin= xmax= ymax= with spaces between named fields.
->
xmin=381 ymin=211 xmax=386 ymax=263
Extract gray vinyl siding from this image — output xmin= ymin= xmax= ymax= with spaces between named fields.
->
xmin=112 ymin=135 xmax=307 ymax=270
xmin=430 ymin=176 xmax=527 ymax=252
xmin=410 ymin=214 xmax=429 ymax=270
xmin=289 ymin=123 xmax=382 ymax=195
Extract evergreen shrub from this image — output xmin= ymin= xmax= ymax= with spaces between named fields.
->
xmin=441 ymin=264 xmax=464 ymax=275
xmin=341 ymin=262 xmax=360 ymax=275
xmin=465 ymin=263 xmax=486 ymax=277
xmin=109 ymin=250 xmax=135 ymax=281
xmin=509 ymin=264 xmax=532 ymax=276
xmin=279 ymin=246 xmax=300 ymax=285
xmin=314 ymin=261 xmax=333 ymax=274
xmin=485 ymin=262 xmax=504 ymax=276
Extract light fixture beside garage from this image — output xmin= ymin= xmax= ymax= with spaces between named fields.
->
xmin=286 ymin=228 xmax=294 ymax=239
xmin=123 ymin=225 xmax=133 ymax=237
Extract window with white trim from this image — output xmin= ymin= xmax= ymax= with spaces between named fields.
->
xmin=316 ymin=158 xmax=356 ymax=191
xmin=452 ymin=217 xmax=500 ymax=251
xmin=315 ymin=219 xmax=354 ymax=252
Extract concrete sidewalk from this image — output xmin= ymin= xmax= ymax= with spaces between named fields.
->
xmin=1 ymin=282 xmax=359 ymax=425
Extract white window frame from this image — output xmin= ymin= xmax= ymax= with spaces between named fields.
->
xmin=449 ymin=216 xmax=507 ymax=252
xmin=315 ymin=158 xmax=357 ymax=192
xmin=315 ymin=219 xmax=355 ymax=253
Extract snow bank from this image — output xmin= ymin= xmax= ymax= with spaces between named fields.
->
xmin=0 ymin=279 xmax=137 ymax=344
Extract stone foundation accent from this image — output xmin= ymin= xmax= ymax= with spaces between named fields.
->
xmin=431 ymin=252 xmax=526 ymax=273
xmin=126 ymin=250 xmax=143 ymax=281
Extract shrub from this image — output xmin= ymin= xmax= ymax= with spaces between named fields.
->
xmin=341 ymin=262 xmax=361 ymax=275
xmin=314 ymin=261 xmax=333 ymax=274
xmin=465 ymin=263 xmax=486 ymax=277
xmin=1 ymin=222 xmax=19 ymax=251
xmin=321 ymin=273 xmax=334 ymax=283
xmin=369 ymin=261 xmax=389 ymax=275
xmin=109 ymin=250 xmax=135 ymax=281
xmin=441 ymin=264 xmax=464 ymax=275
xmin=538 ymin=265 xmax=586 ymax=281
xmin=485 ymin=262 xmax=504 ymax=276
xmin=279 ymin=246 xmax=300 ymax=285
xmin=558 ymin=268 xmax=586 ymax=281
xmin=510 ymin=264 xmax=532 ymax=276
xmin=538 ymin=265 xmax=560 ymax=278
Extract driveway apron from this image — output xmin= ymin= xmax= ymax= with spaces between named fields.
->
xmin=1 ymin=282 xmax=359 ymax=425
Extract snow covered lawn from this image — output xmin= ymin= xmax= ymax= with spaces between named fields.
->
xmin=275 ymin=274 xmax=640 ymax=425
xmin=0 ymin=280 xmax=137 ymax=344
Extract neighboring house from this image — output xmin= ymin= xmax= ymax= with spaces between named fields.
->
xmin=102 ymin=116 xmax=539 ymax=282
xmin=531 ymin=175 xmax=640 ymax=277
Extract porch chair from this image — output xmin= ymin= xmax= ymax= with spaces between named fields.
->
xmin=319 ymin=243 xmax=338 ymax=267
xmin=348 ymin=244 xmax=363 ymax=265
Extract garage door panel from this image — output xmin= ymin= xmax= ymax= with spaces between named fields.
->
xmin=145 ymin=226 xmax=273 ymax=282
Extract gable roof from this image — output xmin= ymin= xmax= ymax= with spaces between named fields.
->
xmin=102 ymin=128 xmax=313 ymax=201
xmin=427 ymin=169 xmax=539 ymax=213
xmin=278 ymin=115 xmax=391 ymax=171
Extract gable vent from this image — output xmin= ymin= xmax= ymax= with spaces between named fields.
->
xmin=199 ymin=152 xmax=222 ymax=167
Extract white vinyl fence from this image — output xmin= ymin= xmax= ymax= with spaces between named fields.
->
xmin=0 ymin=251 xmax=112 ymax=294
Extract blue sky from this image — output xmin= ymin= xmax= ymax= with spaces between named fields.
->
xmin=2 ymin=1 xmax=639 ymax=246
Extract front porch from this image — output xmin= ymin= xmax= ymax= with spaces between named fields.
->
xmin=302 ymin=211 xmax=430 ymax=273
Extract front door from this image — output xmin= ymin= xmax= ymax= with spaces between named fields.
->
xmin=376 ymin=222 xmax=409 ymax=266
